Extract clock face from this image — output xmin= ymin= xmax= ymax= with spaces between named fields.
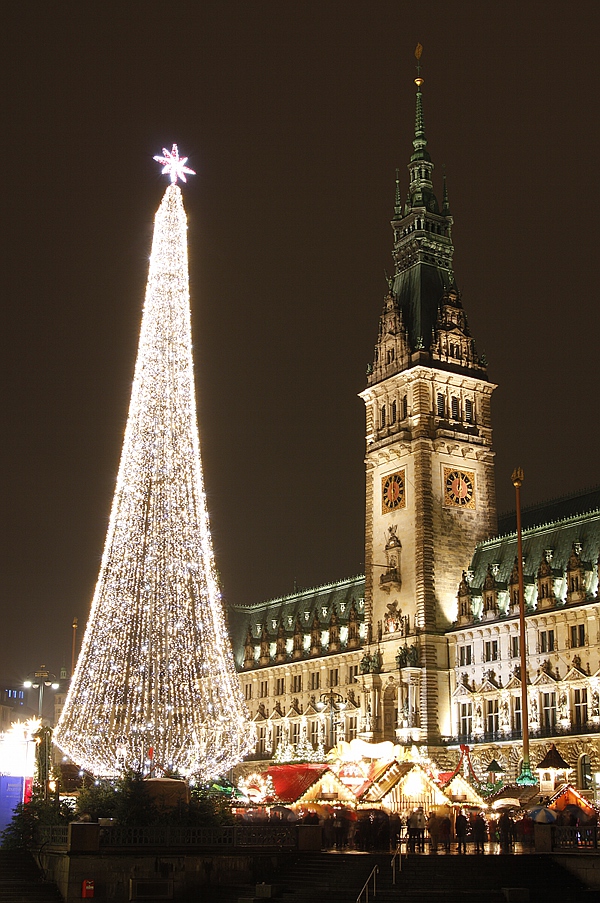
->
xmin=444 ymin=468 xmax=476 ymax=509
xmin=381 ymin=471 xmax=406 ymax=513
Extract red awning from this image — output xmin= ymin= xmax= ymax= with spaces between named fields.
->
xmin=267 ymin=764 xmax=330 ymax=802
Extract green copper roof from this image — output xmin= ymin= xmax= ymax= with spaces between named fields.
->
xmin=227 ymin=575 xmax=365 ymax=669
xmin=497 ymin=486 xmax=600 ymax=535
xmin=468 ymin=498 xmax=600 ymax=595
xmin=393 ymin=260 xmax=453 ymax=353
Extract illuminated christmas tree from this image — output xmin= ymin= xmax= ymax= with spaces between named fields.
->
xmin=55 ymin=147 xmax=252 ymax=778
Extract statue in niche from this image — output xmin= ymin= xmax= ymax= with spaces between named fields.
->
xmin=407 ymin=644 xmax=420 ymax=667
xmin=360 ymin=650 xmax=383 ymax=674
xmin=396 ymin=645 xmax=408 ymax=669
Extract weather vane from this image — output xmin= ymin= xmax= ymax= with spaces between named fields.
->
xmin=153 ymin=144 xmax=195 ymax=184
xmin=415 ymin=42 xmax=423 ymax=86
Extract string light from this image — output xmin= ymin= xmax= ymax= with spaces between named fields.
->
xmin=54 ymin=158 xmax=252 ymax=778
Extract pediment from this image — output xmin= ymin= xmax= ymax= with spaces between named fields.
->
xmin=479 ymin=678 xmax=500 ymax=693
xmin=532 ymin=670 xmax=558 ymax=687
xmin=452 ymin=682 xmax=473 ymax=697
xmin=563 ymin=666 xmax=588 ymax=682
xmin=503 ymin=675 xmax=522 ymax=691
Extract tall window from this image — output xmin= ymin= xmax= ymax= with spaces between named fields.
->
xmin=570 ymin=624 xmax=585 ymax=648
xmin=540 ymin=629 xmax=555 ymax=653
xmin=451 ymin=396 xmax=459 ymax=420
xmin=573 ymin=688 xmax=588 ymax=727
xmin=291 ymin=674 xmax=302 ymax=694
xmin=244 ymin=683 xmax=253 ymax=700
xmin=380 ymin=405 xmax=386 ymax=428
xmin=578 ymin=754 xmax=592 ymax=790
xmin=459 ymin=702 xmax=473 ymax=737
xmin=402 ymin=395 xmax=408 ymax=419
xmin=309 ymin=672 xmax=320 ymax=691
xmin=259 ymin=680 xmax=269 ymax=698
xmin=513 ymin=695 xmax=522 ymax=733
xmin=465 ymin=399 xmax=473 ymax=423
xmin=486 ymin=699 xmax=499 ymax=734
xmin=348 ymin=664 xmax=359 ymax=684
xmin=291 ymin=722 xmax=300 ymax=745
xmin=257 ymin=726 xmax=267 ymax=756
xmin=437 ymin=393 xmax=445 ymax=417
xmin=328 ymin=668 xmax=339 ymax=688
xmin=347 ymin=715 xmax=358 ymax=740
xmin=273 ymin=724 xmax=282 ymax=752
xmin=275 ymin=677 xmax=285 ymax=696
xmin=459 ymin=645 xmax=473 ymax=666
xmin=542 ymin=692 xmax=557 ymax=730
xmin=511 ymin=635 xmax=520 ymax=658
xmin=391 ymin=399 xmax=397 ymax=423
xmin=484 ymin=640 xmax=499 ymax=662
xmin=310 ymin=720 xmax=319 ymax=748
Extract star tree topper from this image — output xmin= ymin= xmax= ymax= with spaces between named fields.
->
xmin=153 ymin=144 xmax=195 ymax=183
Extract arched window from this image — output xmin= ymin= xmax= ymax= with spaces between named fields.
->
xmin=403 ymin=395 xmax=408 ymax=419
xmin=437 ymin=394 xmax=445 ymax=418
xmin=380 ymin=405 xmax=386 ymax=428
xmin=451 ymin=397 xmax=459 ymax=420
xmin=465 ymin=399 xmax=473 ymax=423
xmin=391 ymin=400 xmax=397 ymax=423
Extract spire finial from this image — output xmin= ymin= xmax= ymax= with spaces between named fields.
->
xmin=411 ymin=45 xmax=429 ymax=162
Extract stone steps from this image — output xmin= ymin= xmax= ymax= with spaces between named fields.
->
xmin=0 ymin=853 xmax=63 ymax=903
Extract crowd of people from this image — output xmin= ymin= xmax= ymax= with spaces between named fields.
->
xmin=237 ymin=803 xmax=593 ymax=853
xmin=315 ymin=806 xmax=536 ymax=853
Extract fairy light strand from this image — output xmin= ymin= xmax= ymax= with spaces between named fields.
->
xmin=54 ymin=160 xmax=251 ymax=778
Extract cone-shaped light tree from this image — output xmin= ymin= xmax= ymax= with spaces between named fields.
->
xmin=54 ymin=147 xmax=252 ymax=778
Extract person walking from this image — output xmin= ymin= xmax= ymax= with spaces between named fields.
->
xmin=455 ymin=810 xmax=468 ymax=854
xmin=407 ymin=809 xmax=419 ymax=853
xmin=498 ymin=811 xmax=512 ymax=853
xmin=439 ymin=815 xmax=452 ymax=854
xmin=473 ymin=813 xmax=487 ymax=854
xmin=427 ymin=812 xmax=440 ymax=854
xmin=416 ymin=807 xmax=426 ymax=852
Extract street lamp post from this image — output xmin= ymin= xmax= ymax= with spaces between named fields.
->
xmin=316 ymin=690 xmax=346 ymax=750
xmin=512 ymin=469 xmax=536 ymax=786
xmin=24 ymin=665 xmax=60 ymax=719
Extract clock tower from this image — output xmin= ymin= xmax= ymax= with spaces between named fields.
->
xmin=360 ymin=63 xmax=497 ymax=745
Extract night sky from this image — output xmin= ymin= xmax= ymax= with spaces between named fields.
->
xmin=3 ymin=3 xmax=600 ymax=686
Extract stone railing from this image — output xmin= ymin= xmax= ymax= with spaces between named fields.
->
xmin=35 ymin=823 xmax=300 ymax=851
xmin=34 ymin=825 xmax=69 ymax=847
xmin=552 ymin=825 xmax=598 ymax=851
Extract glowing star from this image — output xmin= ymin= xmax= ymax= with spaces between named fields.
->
xmin=153 ymin=144 xmax=195 ymax=184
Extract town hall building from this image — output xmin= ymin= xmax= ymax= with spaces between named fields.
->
xmin=228 ymin=69 xmax=600 ymax=792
